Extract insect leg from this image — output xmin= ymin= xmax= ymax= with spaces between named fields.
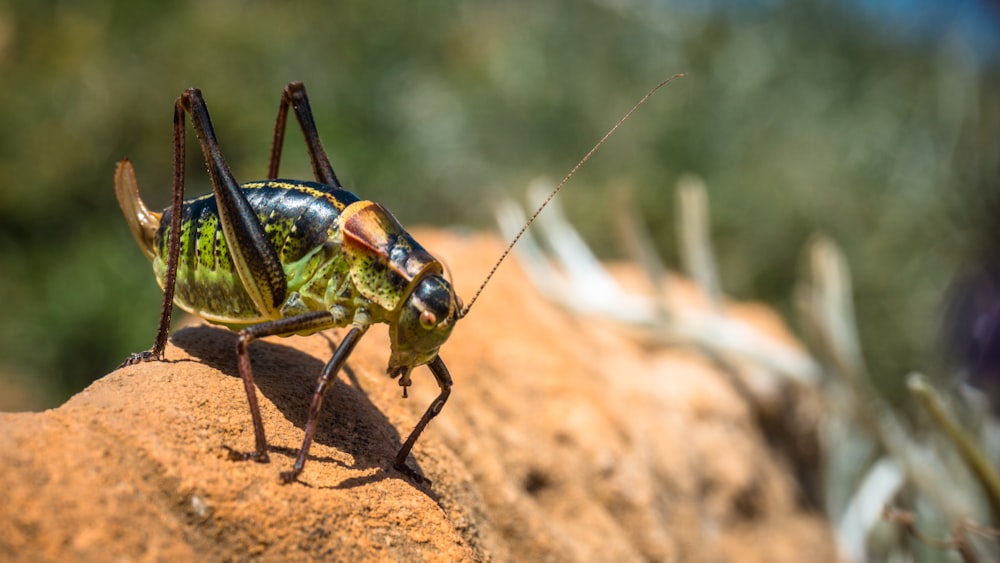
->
xmin=227 ymin=311 xmax=344 ymax=464
xmin=280 ymin=325 xmax=368 ymax=484
xmin=177 ymin=89 xmax=288 ymax=318
xmin=267 ymin=81 xmax=341 ymax=188
xmin=393 ymin=356 xmax=453 ymax=483
xmin=119 ymin=99 xmax=190 ymax=366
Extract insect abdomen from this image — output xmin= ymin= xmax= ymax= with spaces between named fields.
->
xmin=154 ymin=180 xmax=360 ymax=325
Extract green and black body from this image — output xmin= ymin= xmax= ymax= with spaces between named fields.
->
xmin=115 ymin=82 xmax=461 ymax=484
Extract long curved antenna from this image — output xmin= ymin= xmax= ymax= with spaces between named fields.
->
xmin=460 ymin=73 xmax=686 ymax=318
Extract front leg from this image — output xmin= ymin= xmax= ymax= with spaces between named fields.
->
xmin=393 ymin=356 xmax=453 ymax=484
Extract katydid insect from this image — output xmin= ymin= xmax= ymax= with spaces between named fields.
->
xmin=115 ymin=76 xmax=683 ymax=484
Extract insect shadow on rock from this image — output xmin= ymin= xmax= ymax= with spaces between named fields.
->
xmin=169 ymin=324 xmax=400 ymax=480
xmin=114 ymin=76 xmax=684 ymax=485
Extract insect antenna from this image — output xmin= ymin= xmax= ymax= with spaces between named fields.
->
xmin=459 ymin=73 xmax=687 ymax=318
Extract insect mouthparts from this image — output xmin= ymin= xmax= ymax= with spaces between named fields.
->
xmin=387 ymin=365 xmax=414 ymax=398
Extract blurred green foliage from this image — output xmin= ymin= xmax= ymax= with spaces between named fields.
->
xmin=0 ymin=0 xmax=997 ymax=409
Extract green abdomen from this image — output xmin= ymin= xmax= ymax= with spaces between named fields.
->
xmin=153 ymin=180 xmax=360 ymax=326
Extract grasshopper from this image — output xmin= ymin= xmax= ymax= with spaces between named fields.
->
xmin=115 ymin=77 xmax=683 ymax=484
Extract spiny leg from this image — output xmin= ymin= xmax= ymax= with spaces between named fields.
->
xmin=280 ymin=325 xmax=368 ymax=484
xmin=268 ymin=81 xmax=341 ymax=188
xmin=227 ymin=311 xmax=343 ymax=464
xmin=118 ymin=95 xmax=190 ymax=367
xmin=393 ymin=356 xmax=453 ymax=483
xmin=178 ymin=88 xmax=288 ymax=318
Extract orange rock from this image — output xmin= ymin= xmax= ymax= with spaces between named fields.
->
xmin=0 ymin=229 xmax=834 ymax=562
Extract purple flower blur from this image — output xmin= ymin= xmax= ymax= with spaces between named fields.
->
xmin=944 ymin=262 xmax=1000 ymax=408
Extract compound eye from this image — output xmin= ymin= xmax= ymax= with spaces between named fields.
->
xmin=419 ymin=309 xmax=437 ymax=329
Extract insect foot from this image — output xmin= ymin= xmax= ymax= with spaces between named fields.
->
xmin=117 ymin=348 xmax=164 ymax=368
xmin=394 ymin=462 xmax=431 ymax=486
xmin=222 ymin=445 xmax=270 ymax=464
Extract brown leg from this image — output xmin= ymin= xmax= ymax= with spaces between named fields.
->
xmin=268 ymin=82 xmax=341 ymax=188
xmin=280 ymin=325 xmax=368 ymax=483
xmin=118 ymin=96 xmax=190 ymax=367
xmin=225 ymin=311 xmax=341 ymax=464
xmin=393 ymin=356 xmax=453 ymax=483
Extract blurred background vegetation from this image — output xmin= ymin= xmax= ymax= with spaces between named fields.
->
xmin=0 ymin=0 xmax=998 ymax=410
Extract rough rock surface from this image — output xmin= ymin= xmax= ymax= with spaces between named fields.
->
xmin=0 ymin=229 xmax=834 ymax=562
